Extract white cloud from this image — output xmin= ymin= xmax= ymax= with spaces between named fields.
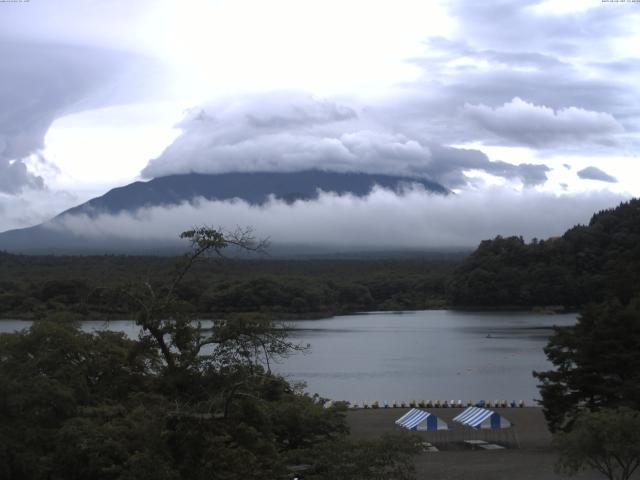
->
xmin=43 ymin=103 xmax=183 ymax=192
xmin=49 ymin=186 xmax=628 ymax=250
xmin=528 ymin=0 xmax=602 ymax=16
xmin=0 ymin=188 xmax=78 ymax=232
xmin=142 ymin=92 xmax=550 ymax=188
xmin=463 ymin=97 xmax=624 ymax=148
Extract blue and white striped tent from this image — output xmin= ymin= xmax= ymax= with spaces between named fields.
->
xmin=395 ymin=408 xmax=449 ymax=431
xmin=453 ymin=406 xmax=511 ymax=429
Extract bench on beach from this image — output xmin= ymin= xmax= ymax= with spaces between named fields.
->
xmin=463 ymin=439 xmax=488 ymax=448
xmin=463 ymin=439 xmax=506 ymax=450
xmin=478 ymin=443 xmax=505 ymax=450
xmin=421 ymin=441 xmax=439 ymax=452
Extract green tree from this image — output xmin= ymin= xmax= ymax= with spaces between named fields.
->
xmin=448 ymin=199 xmax=640 ymax=309
xmin=0 ymin=227 xmax=418 ymax=479
xmin=554 ymin=408 xmax=640 ymax=480
xmin=534 ymin=298 xmax=640 ymax=431
xmin=290 ymin=433 xmax=420 ymax=480
xmin=0 ymin=320 xmax=159 ymax=479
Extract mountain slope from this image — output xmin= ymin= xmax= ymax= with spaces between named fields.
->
xmin=0 ymin=170 xmax=448 ymax=253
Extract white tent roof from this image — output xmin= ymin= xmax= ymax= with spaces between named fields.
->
xmin=395 ymin=408 xmax=449 ymax=431
xmin=452 ymin=406 xmax=511 ymax=429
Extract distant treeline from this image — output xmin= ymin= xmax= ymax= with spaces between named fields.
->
xmin=448 ymin=199 xmax=640 ymax=308
xmin=2 ymin=199 xmax=638 ymax=319
xmin=0 ymin=255 xmax=457 ymax=320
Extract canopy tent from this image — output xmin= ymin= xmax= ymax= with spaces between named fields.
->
xmin=453 ymin=406 xmax=511 ymax=429
xmin=395 ymin=408 xmax=449 ymax=431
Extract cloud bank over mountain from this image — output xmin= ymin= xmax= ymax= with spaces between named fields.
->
xmin=49 ymin=186 xmax=625 ymax=250
xmin=1 ymin=0 xmax=639 ymax=242
xmin=138 ymin=1 xmax=639 ymax=199
xmin=141 ymin=92 xmax=551 ymax=189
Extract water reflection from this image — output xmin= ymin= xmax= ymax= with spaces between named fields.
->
xmin=0 ymin=310 xmax=576 ymax=403
xmin=278 ymin=310 xmax=576 ymax=402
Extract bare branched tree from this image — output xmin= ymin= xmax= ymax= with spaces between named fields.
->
xmin=122 ymin=226 xmax=306 ymax=391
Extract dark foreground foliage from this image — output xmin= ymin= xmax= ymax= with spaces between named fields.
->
xmin=534 ymin=297 xmax=640 ymax=432
xmin=0 ymin=228 xmax=420 ymax=479
xmin=554 ymin=408 xmax=640 ymax=480
xmin=0 ymin=320 xmax=418 ymax=479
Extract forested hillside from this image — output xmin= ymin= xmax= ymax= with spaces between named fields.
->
xmin=448 ymin=199 xmax=640 ymax=308
xmin=0 ymin=254 xmax=456 ymax=319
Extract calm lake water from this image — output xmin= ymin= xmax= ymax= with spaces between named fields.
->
xmin=0 ymin=310 xmax=576 ymax=403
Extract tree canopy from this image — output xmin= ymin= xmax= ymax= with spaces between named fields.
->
xmin=449 ymin=199 xmax=640 ymax=308
xmin=0 ymin=227 xmax=420 ymax=479
xmin=534 ymin=297 xmax=640 ymax=432
xmin=554 ymin=407 xmax=640 ymax=480
xmin=0 ymin=251 xmax=455 ymax=321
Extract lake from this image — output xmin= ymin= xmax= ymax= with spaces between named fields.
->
xmin=0 ymin=310 xmax=576 ymax=404
xmin=278 ymin=310 xmax=576 ymax=404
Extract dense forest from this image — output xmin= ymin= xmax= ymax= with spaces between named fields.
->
xmin=0 ymin=254 xmax=456 ymax=320
xmin=448 ymin=199 xmax=640 ymax=308
xmin=526 ymin=201 xmax=640 ymax=440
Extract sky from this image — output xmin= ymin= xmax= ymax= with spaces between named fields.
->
xmin=1 ymin=0 xmax=639 ymax=248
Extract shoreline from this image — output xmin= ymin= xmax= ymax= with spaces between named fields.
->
xmin=0 ymin=305 xmax=578 ymax=322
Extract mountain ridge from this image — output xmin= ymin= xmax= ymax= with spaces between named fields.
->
xmin=0 ymin=170 xmax=448 ymax=254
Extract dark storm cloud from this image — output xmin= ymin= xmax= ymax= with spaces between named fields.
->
xmin=142 ymin=92 xmax=550 ymax=188
xmin=577 ymin=166 xmax=618 ymax=183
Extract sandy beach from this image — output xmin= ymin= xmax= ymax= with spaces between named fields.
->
xmin=347 ymin=407 xmax=624 ymax=480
